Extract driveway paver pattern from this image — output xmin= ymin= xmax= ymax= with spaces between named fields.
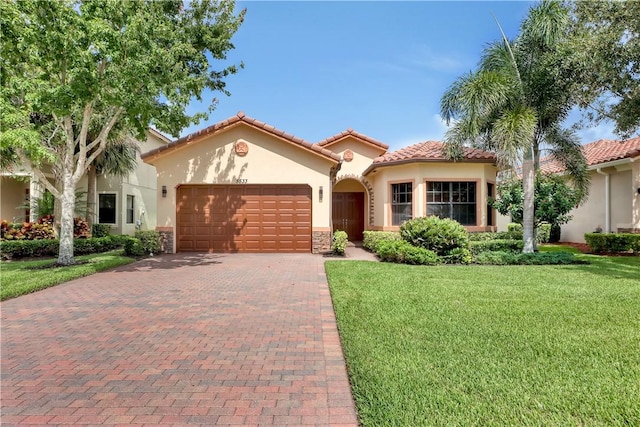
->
xmin=1 ymin=253 xmax=358 ymax=426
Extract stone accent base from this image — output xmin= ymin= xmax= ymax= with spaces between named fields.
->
xmin=156 ymin=227 xmax=174 ymax=254
xmin=312 ymin=231 xmax=332 ymax=254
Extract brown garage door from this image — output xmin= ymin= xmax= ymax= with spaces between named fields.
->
xmin=176 ymin=184 xmax=312 ymax=253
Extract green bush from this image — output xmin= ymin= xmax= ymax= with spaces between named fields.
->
xmin=472 ymin=251 xmax=587 ymax=265
xmin=469 ymin=239 xmax=524 ymax=255
xmin=442 ymin=247 xmax=472 ymax=264
xmin=468 ymin=231 xmax=523 ymax=241
xmin=362 ymin=231 xmax=401 ymax=252
xmin=124 ymin=237 xmax=145 ymax=257
xmin=536 ymin=222 xmax=551 ymax=244
xmin=508 ymin=223 xmax=523 ymax=233
xmin=0 ymin=235 xmax=128 ymax=259
xmin=332 ymin=230 xmax=348 ymax=255
xmin=549 ymin=223 xmax=561 ymax=243
xmin=134 ymin=231 xmax=161 ymax=255
xmin=584 ymin=233 xmax=640 ymax=254
xmin=376 ymin=240 xmax=439 ymax=265
xmin=92 ymin=223 xmax=112 ymax=238
xmin=400 ymin=216 xmax=469 ymax=257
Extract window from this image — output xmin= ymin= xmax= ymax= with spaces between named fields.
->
xmin=391 ymin=182 xmax=412 ymax=226
xmin=98 ymin=194 xmax=116 ymax=224
xmin=427 ymin=181 xmax=477 ymax=225
xmin=487 ymin=183 xmax=494 ymax=227
xmin=126 ymin=195 xmax=134 ymax=224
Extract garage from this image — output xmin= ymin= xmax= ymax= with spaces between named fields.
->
xmin=176 ymin=184 xmax=312 ymax=253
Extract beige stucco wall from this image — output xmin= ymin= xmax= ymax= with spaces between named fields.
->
xmin=147 ymin=124 xmax=336 ymax=252
xmin=562 ymin=163 xmax=638 ymax=242
xmin=95 ymin=132 xmax=167 ymax=235
xmin=0 ymin=177 xmax=29 ymax=222
xmin=324 ymin=138 xmax=385 ymax=179
xmin=366 ymin=161 xmax=497 ymax=230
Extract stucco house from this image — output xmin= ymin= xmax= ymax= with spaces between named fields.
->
xmin=0 ymin=129 xmax=170 ymax=235
xmin=142 ymin=112 xmax=499 ymax=253
xmin=539 ymin=137 xmax=640 ymax=243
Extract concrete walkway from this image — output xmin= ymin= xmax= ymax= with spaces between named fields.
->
xmin=0 ymin=254 xmax=358 ymax=426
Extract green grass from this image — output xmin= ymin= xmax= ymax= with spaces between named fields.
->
xmin=0 ymin=251 xmax=136 ymax=301
xmin=326 ymin=254 xmax=640 ymax=426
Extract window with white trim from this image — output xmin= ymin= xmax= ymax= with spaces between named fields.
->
xmin=391 ymin=182 xmax=412 ymax=226
xmin=98 ymin=194 xmax=117 ymax=224
xmin=126 ymin=195 xmax=134 ymax=224
xmin=426 ymin=181 xmax=477 ymax=225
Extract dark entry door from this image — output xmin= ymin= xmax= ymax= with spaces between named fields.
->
xmin=332 ymin=192 xmax=364 ymax=241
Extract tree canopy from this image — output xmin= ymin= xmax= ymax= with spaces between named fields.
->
xmin=564 ymin=0 xmax=640 ymax=137
xmin=0 ymin=0 xmax=245 ymax=264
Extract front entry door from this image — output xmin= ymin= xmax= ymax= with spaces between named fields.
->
xmin=332 ymin=192 xmax=365 ymax=241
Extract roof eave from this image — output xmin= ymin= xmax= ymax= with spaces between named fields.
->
xmin=363 ymin=157 xmax=497 ymax=176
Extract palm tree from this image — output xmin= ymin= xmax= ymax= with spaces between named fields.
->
xmin=440 ymin=0 xmax=589 ymax=253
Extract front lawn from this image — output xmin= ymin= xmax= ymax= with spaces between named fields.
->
xmin=0 ymin=251 xmax=136 ymax=301
xmin=326 ymin=254 xmax=640 ymax=426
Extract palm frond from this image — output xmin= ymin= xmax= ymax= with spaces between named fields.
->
xmin=491 ymin=106 xmax=537 ymax=168
xmin=544 ymin=126 xmax=590 ymax=203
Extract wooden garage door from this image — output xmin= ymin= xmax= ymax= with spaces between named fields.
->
xmin=176 ymin=184 xmax=312 ymax=253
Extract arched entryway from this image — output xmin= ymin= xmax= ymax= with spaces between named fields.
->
xmin=332 ymin=178 xmax=366 ymax=241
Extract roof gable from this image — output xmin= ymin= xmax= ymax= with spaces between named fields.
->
xmin=317 ymin=129 xmax=389 ymax=154
xmin=540 ymin=136 xmax=640 ymax=173
xmin=142 ymin=112 xmax=340 ymax=164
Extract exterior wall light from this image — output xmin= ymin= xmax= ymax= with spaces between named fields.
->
xmin=162 ymin=185 xmax=167 ymax=198
xmin=319 ymin=186 xmax=323 ymax=202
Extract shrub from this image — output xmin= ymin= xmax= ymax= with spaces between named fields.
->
xmin=92 ymin=223 xmax=112 ymax=238
xmin=134 ymin=230 xmax=161 ymax=255
xmin=468 ymin=231 xmax=523 ymax=241
xmin=584 ymin=233 xmax=640 ymax=254
xmin=400 ymin=216 xmax=469 ymax=257
xmin=362 ymin=231 xmax=401 ymax=252
xmin=74 ymin=217 xmax=90 ymax=238
xmin=549 ymin=223 xmax=561 ymax=243
xmin=469 ymin=239 xmax=524 ymax=255
xmin=442 ymin=247 xmax=472 ymax=264
xmin=124 ymin=237 xmax=145 ymax=257
xmin=508 ymin=223 xmax=523 ymax=234
xmin=536 ymin=222 xmax=551 ymax=244
xmin=375 ymin=240 xmax=439 ymax=265
xmin=472 ymin=251 xmax=587 ymax=265
xmin=332 ymin=230 xmax=348 ymax=255
xmin=0 ymin=235 xmax=128 ymax=259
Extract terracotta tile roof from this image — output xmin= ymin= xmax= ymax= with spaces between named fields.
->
xmin=540 ymin=136 xmax=640 ymax=173
xmin=317 ymin=128 xmax=389 ymax=152
xmin=142 ymin=112 xmax=341 ymax=163
xmin=367 ymin=140 xmax=496 ymax=170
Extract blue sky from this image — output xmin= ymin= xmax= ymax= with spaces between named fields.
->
xmin=182 ymin=1 xmax=615 ymax=152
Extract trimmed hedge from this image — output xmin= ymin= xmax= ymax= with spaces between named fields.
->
xmin=0 ymin=235 xmax=129 ymax=259
xmin=92 ymin=223 xmax=112 ymax=238
xmin=332 ymin=230 xmax=348 ymax=255
xmin=468 ymin=231 xmax=523 ymax=241
xmin=536 ymin=222 xmax=551 ymax=244
xmin=400 ymin=216 xmax=469 ymax=256
xmin=584 ymin=233 xmax=640 ymax=254
xmin=376 ymin=240 xmax=439 ymax=265
xmin=123 ymin=231 xmax=163 ymax=257
xmin=469 ymin=239 xmax=524 ymax=255
xmin=472 ymin=251 xmax=588 ymax=265
xmin=362 ymin=231 xmax=401 ymax=252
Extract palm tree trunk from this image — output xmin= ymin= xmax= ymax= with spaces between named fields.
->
xmin=522 ymin=155 xmax=535 ymax=253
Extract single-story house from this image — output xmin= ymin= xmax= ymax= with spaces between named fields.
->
xmin=538 ymin=136 xmax=640 ymax=243
xmin=142 ymin=112 xmax=499 ymax=253
xmin=0 ymin=129 xmax=170 ymax=235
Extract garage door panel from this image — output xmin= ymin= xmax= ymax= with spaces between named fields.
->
xmin=177 ymin=184 xmax=311 ymax=253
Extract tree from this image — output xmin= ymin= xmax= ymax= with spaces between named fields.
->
xmin=491 ymin=173 xmax=581 ymax=235
xmin=564 ymin=1 xmax=640 ymax=137
xmin=440 ymin=0 xmax=588 ymax=253
xmin=0 ymin=0 xmax=244 ymax=265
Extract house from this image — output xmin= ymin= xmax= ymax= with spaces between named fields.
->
xmin=142 ymin=112 xmax=498 ymax=253
xmin=538 ymin=137 xmax=640 ymax=243
xmin=0 ymin=129 xmax=170 ymax=235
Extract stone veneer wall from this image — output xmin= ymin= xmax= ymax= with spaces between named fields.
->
xmin=156 ymin=227 xmax=174 ymax=254
xmin=312 ymin=231 xmax=332 ymax=253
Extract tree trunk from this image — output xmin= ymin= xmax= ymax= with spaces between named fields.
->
xmin=57 ymin=175 xmax=76 ymax=265
xmin=86 ymin=166 xmax=97 ymax=235
xmin=522 ymin=156 xmax=535 ymax=253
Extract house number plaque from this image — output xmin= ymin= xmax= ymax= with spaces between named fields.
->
xmin=235 ymin=140 xmax=249 ymax=156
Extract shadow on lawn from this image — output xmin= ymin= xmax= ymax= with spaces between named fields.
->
xmin=112 ymin=253 xmax=224 ymax=271
xmin=573 ymin=254 xmax=640 ymax=281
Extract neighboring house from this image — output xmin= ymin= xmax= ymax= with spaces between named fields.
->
xmin=142 ymin=112 xmax=498 ymax=253
xmin=537 ymin=137 xmax=640 ymax=243
xmin=0 ymin=129 xmax=170 ymax=235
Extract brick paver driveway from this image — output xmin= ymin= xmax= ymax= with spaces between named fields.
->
xmin=1 ymin=254 xmax=358 ymax=426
